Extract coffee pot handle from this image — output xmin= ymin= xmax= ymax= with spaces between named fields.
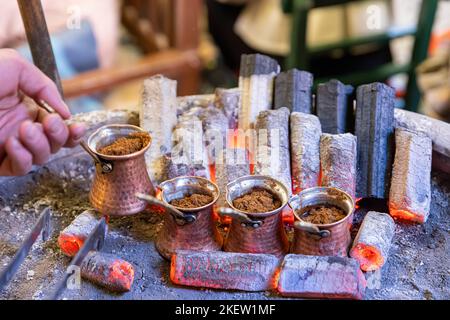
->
xmin=135 ymin=193 xmax=196 ymax=225
xmin=217 ymin=207 xmax=262 ymax=228
xmin=294 ymin=220 xmax=331 ymax=238
xmin=79 ymin=141 xmax=113 ymax=174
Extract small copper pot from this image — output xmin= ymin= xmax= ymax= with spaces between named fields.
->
xmin=218 ymin=175 xmax=289 ymax=258
xmin=87 ymin=124 xmax=155 ymax=216
xmin=145 ymin=176 xmax=223 ymax=260
xmin=289 ymin=187 xmax=354 ymax=257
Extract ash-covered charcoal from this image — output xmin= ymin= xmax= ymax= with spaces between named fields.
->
xmin=58 ymin=210 xmax=105 ymax=257
xmin=355 ymin=82 xmax=395 ymax=199
xmin=140 ymin=75 xmax=178 ymax=184
xmin=316 ymin=79 xmax=354 ymax=134
xmin=170 ymin=250 xmax=281 ymax=291
xmin=350 ymin=211 xmax=395 ymax=271
xmin=176 ymin=94 xmax=214 ymax=116
xmin=81 ymin=251 xmax=135 ymax=292
xmin=394 ymin=108 xmax=450 ymax=174
xmin=200 ymin=106 xmax=229 ymax=164
xmin=254 ymin=107 xmax=292 ymax=194
xmin=215 ymin=148 xmax=250 ymax=208
xmin=290 ymin=112 xmax=322 ymax=194
xmin=274 ymin=69 xmax=313 ymax=113
xmin=214 ymin=87 xmax=240 ymax=129
xmin=238 ymin=54 xmax=280 ymax=130
xmin=167 ymin=115 xmax=210 ymax=179
xmin=277 ymin=254 xmax=366 ymax=299
xmin=320 ymin=133 xmax=357 ymax=199
xmin=389 ymin=129 xmax=432 ymax=223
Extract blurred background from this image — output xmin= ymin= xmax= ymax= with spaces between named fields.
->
xmin=2 ymin=0 xmax=450 ymax=121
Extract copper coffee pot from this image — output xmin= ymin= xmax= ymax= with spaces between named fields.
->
xmin=288 ymin=187 xmax=355 ymax=257
xmin=137 ymin=176 xmax=223 ymax=260
xmin=218 ymin=175 xmax=290 ymax=258
xmin=86 ymin=124 xmax=155 ymax=216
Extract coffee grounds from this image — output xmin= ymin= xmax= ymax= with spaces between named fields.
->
xmin=98 ymin=132 xmax=151 ymax=156
xmin=232 ymin=188 xmax=281 ymax=213
xmin=170 ymin=193 xmax=213 ymax=208
xmin=299 ymin=205 xmax=346 ymax=224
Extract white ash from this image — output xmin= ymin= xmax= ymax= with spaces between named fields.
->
xmin=167 ymin=114 xmax=210 ymax=179
xmin=290 ymin=112 xmax=322 ymax=193
xmin=214 ymin=87 xmax=240 ymax=129
xmin=254 ymin=107 xmax=292 ymax=194
xmin=140 ymin=75 xmax=178 ymax=184
xmin=320 ymin=133 xmax=357 ymax=199
xmin=389 ymin=128 xmax=432 ymax=223
xmin=215 ymin=148 xmax=250 ymax=208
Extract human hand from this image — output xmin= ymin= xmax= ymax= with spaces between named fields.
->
xmin=0 ymin=49 xmax=86 ymax=176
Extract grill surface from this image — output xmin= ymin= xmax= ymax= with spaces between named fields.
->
xmin=0 ymin=109 xmax=449 ymax=300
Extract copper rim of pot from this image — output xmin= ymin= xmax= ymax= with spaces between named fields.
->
xmin=159 ymin=175 xmax=220 ymax=213
xmin=87 ymin=124 xmax=152 ymax=161
xmin=289 ymin=186 xmax=355 ymax=228
xmin=224 ymin=174 xmax=290 ymax=219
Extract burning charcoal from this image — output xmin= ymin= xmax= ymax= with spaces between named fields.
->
xmin=316 ymin=79 xmax=354 ymax=134
xmin=394 ymin=108 xmax=450 ymax=174
xmin=58 ymin=210 xmax=105 ymax=257
xmin=168 ymin=115 xmax=210 ymax=179
xmin=140 ymin=75 xmax=178 ymax=184
xmin=254 ymin=107 xmax=292 ymax=194
xmin=200 ymin=107 xmax=229 ymax=164
xmin=388 ymin=129 xmax=432 ymax=223
xmin=277 ymin=254 xmax=366 ymax=299
xmin=238 ymin=54 xmax=280 ymax=130
xmin=350 ymin=211 xmax=395 ymax=271
xmin=320 ymin=133 xmax=357 ymax=199
xmin=81 ymin=251 xmax=135 ymax=292
xmin=215 ymin=148 xmax=250 ymax=209
xmin=274 ymin=69 xmax=313 ymax=113
xmin=355 ymin=82 xmax=395 ymax=199
xmin=170 ymin=250 xmax=281 ymax=291
xmin=290 ymin=112 xmax=322 ymax=194
xmin=214 ymin=87 xmax=240 ymax=129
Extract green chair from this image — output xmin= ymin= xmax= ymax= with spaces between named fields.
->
xmin=283 ymin=0 xmax=438 ymax=112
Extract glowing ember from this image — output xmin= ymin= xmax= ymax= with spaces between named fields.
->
xmin=271 ymin=267 xmax=282 ymax=289
xmin=58 ymin=235 xmax=84 ymax=257
xmin=350 ymin=211 xmax=395 ymax=271
xmin=355 ymin=197 xmax=362 ymax=209
xmin=81 ymin=251 xmax=135 ymax=292
xmin=145 ymin=189 xmax=165 ymax=214
xmin=389 ymin=204 xmax=425 ymax=223
xmin=351 ymin=243 xmax=384 ymax=272
xmin=170 ymin=250 xmax=280 ymax=291
xmin=108 ymin=259 xmax=135 ymax=291
xmin=58 ymin=210 xmax=100 ymax=257
xmin=282 ymin=207 xmax=294 ymax=226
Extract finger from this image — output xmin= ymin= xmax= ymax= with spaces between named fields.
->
xmin=5 ymin=50 xmax=71 ymax=119
xmin=18 ymin=120 xmax=51 ymax=165
xmin=64 ymin=122 xmax=86 ymax=148
xmin=0 ymin=137 xmax=33 ymax=176
xmin=42 ymin=113 xmax=69 ymax=153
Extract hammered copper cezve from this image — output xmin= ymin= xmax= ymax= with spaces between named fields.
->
xmin=151 ymin=176 xmax=223 ymax=260
xmin=87 ymin=124 xmax=155 ymax=216
xmin=289 ymin=187 xmax=355 ymax=257
xmin=219 ymin=175 xmax=290 ymax=258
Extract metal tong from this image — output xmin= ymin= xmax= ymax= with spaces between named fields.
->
xmin=50 ymin=216 xmax=107 ymax=300
xmin=0 ymin=207 xmax=52 ymax=291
